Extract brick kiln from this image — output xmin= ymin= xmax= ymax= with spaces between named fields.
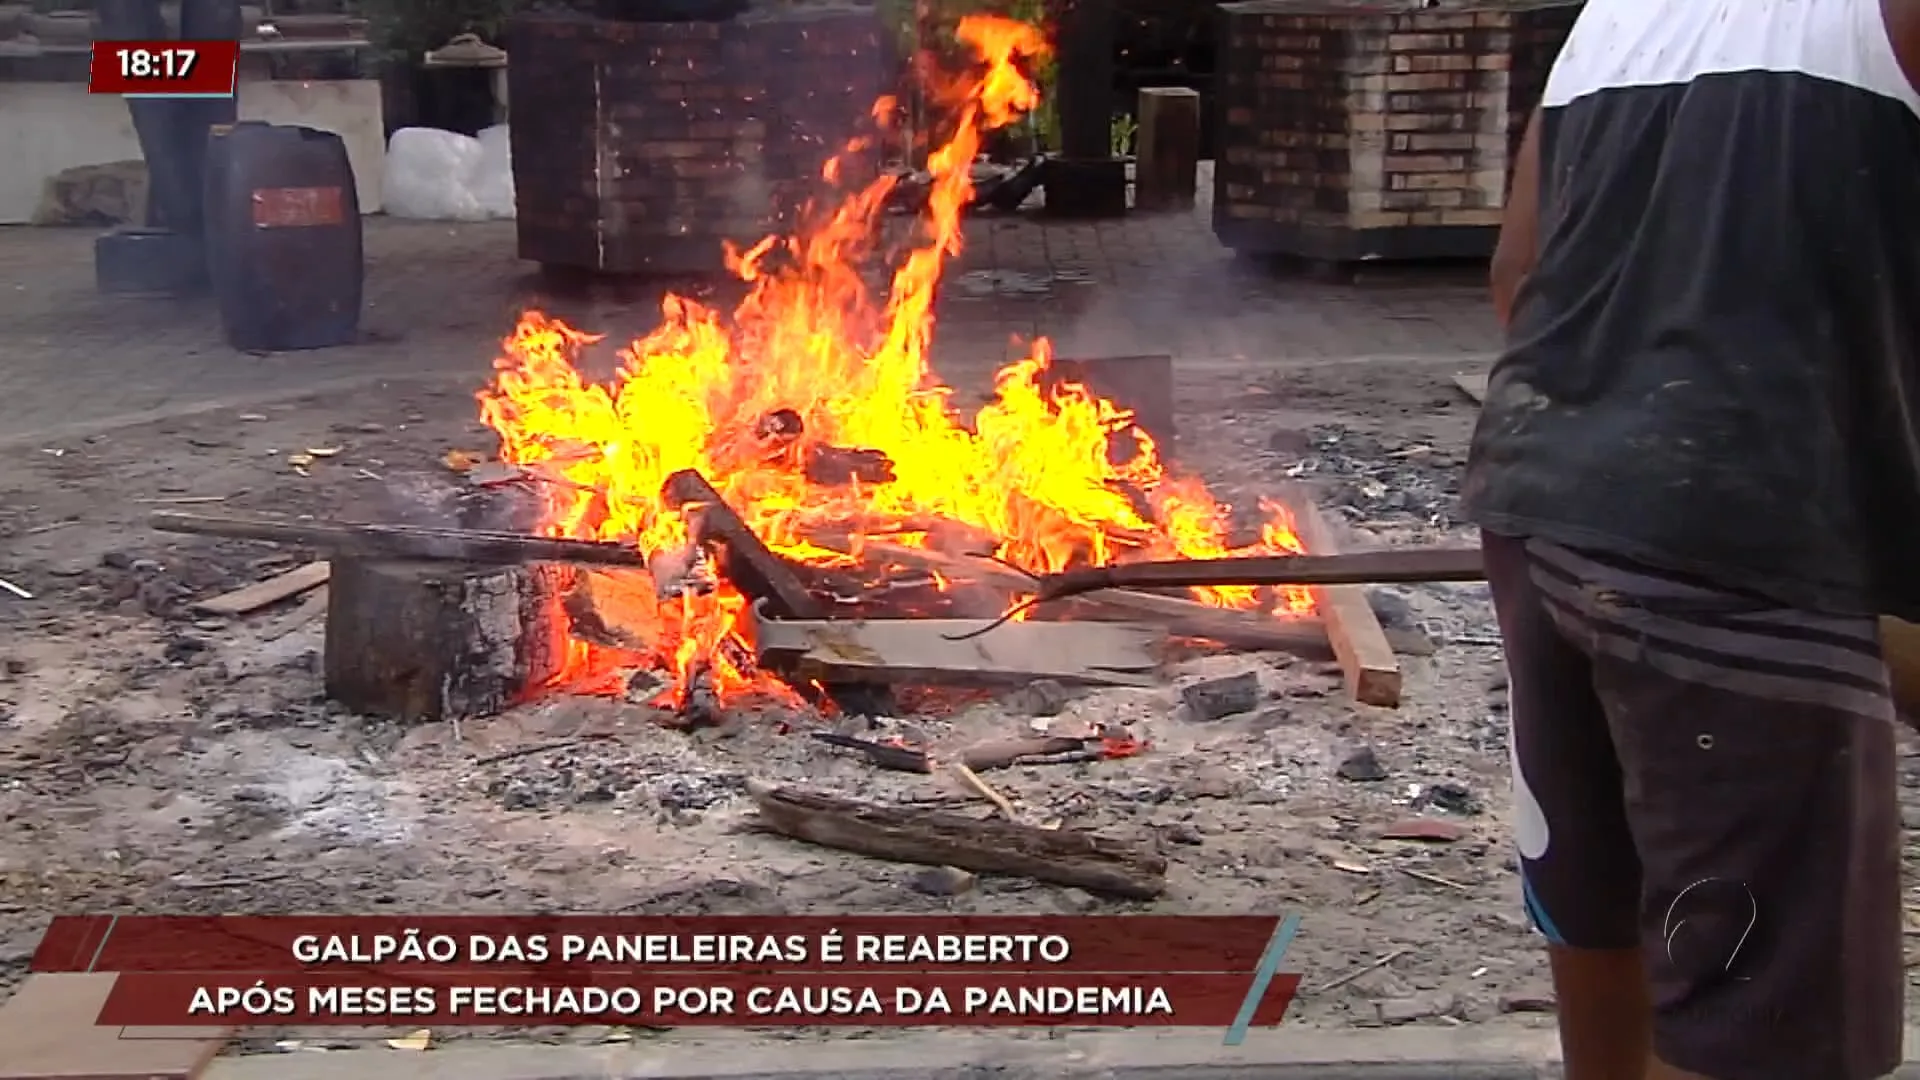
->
xmin=508 ymin=4 xmax=891 ymax=275
xmin=1211 ymin=0 xmax=1582 ymax=264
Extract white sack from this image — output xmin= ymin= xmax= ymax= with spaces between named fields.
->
xmin=384 ymin=127 xmax=490 ymax=221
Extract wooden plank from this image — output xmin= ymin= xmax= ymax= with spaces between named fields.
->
xmin=259 ymin=586 xmax=329 ymax=641
xmin=190 ymin=560 xmax=330 ymax=616
xmin=0 ymin=973 xmax=232 ymax=1080
xmin=1288 ymin=498 xmax=1403 ymax=708
xmin=747 ymin=781 xmax=1166 ymax=899
xmin=859 ymin=542 xmax=1331 ymax=657
xmin=1452 ymin=371 xmax=1489 ymax=403
xmin=751 ymin=609 xmax=1161 ymax=687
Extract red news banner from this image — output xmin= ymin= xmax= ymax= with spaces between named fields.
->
xmin=89 ymin=39 xmax=241 ymax=97
xmin=33 ymin=916 xmax=1304 ymax=1033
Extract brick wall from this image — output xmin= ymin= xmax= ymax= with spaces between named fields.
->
xmin=509 ymin=6 xmax=888 ymax=275
xmin=1505 ymin=1 xmax=1582 ymax=171
xmin=1212 ymin=0 xmax=1581 ymax=261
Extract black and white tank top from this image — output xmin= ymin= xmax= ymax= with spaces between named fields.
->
xmin=1463 ymin=0 xmax=1920 ymax=621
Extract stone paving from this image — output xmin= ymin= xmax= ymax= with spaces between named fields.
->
xmin=0 ymin=179 xmax=1500 ymax=443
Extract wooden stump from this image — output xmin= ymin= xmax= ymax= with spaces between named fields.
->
xmin=323 ymin=557 xmax=574 ymax=724
xmin=1135 ymin=87 xmax=1200 ymax=212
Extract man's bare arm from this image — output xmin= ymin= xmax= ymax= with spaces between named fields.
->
xmin=1886 ymin=0 xmax=1920 ymax=92
xmin=1491 ymin=108 xmax=1542 ymax=329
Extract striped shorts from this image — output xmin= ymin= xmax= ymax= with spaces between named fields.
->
xmin=1484 ymin=532 xmax=1903 ymax=1080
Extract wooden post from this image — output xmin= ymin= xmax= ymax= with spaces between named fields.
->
xmin=1052 ymin=0 xmax=1115 ymax=161
xmin=1134 ymin=87 xmax=1200 ymax=212
xmin=1044 ymin=0 xmax=1128 ymax=218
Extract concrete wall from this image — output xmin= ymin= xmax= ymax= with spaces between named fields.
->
xmin=0 ymin=79 xmax=385 ymax=224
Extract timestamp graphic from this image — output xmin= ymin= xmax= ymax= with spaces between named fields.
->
xmin=89 ymin=39 xmax=241 ymax=98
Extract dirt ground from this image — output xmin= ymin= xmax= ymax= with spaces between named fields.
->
xmin=3 ymin=340 xmax=1918 ymax=1054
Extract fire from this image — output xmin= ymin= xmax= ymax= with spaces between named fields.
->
xmin=477 ymin=16 xmax=1312 ymax=710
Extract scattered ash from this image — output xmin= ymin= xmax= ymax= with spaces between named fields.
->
xmin=1260 ymin=422 xmax=1505 ymax=654
xmin=476 ymin=742 xmax=749 ymax=815
xmin=1267 ymin=424 xmax=1464 ymax=530
xmin=42 ymin=545 xmax=322 ymax=621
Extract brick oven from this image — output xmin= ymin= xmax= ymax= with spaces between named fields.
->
xmin=508 ymin=4 xmax=891 ymax=276
xmin=1212 ymin=0 xmax=1582 ymax=264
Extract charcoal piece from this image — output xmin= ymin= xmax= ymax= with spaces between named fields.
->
xmin=1180 ymin=672 xmax=1261 ymax=721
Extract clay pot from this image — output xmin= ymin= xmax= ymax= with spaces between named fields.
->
xmin=23 ymin=10 xmax=96 ymax=44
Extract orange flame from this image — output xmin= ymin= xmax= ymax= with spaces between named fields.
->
xmin=477 ymin=17 xmax=1313 ymax=709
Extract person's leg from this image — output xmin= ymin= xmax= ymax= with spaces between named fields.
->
xmin=1524 ymin=541 xmax=1904 ymax=1080
xmin=1483 ymin=533 xmax=1652 ymax=1080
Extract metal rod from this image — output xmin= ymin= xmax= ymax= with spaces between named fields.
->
xmin=1034 ymin=547 xmax=1486 ymax=602
xmin=149 ymin=510 xmax=651 ymax=568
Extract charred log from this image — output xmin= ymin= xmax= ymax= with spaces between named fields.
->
xmin=661 ymin=469 xmax=823 ymax=619
xmin=678 ymin=664 xmax=724 ymax=729
xmin=748 ymin=781 xmax=1167 ymax=899
xmin=803 ymin=445 xmax=896 ymax=486
xmin=741 ymin=408 xmax=897 ymax=487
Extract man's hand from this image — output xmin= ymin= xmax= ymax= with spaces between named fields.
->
xmin=1491 ymin=108 xmax=1542 ymax=329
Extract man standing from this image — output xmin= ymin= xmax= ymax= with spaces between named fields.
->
xmin=1463 ymin=1 xmax=1920 ymax=1078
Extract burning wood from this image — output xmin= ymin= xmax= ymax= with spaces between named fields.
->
xmin=661 ymin=469 xmax=822 ymax=620
xmin=460 ymin=18 xmax=1337 ymax=714
xmin=755 ymin=408 xmax=805 ymax=453
xmin=728 ymin=408 xmax=898 ymax=488
xmin=804 ymin=445 xmax=896 ymax=487
xmin=647 ymin=544 xmax=717 ymax=601
xmin=203 ymin=19 xmax=1421 ymax=725
xmin=750 ymin=600 xmax=1162 ymax=688
xmin=858 ymin=542 xmax=1331 ymax=656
